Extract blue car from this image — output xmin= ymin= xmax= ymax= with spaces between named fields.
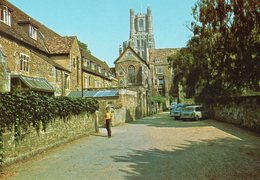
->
xmin=170 ymin=104 xmax=186 ymax=119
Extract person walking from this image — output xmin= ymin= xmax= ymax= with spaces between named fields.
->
xmin=105 ymin=106 xmax=112 ymax=137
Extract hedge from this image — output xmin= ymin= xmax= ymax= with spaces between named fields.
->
xmin=0 ymin=91 xmax=99 ymax=171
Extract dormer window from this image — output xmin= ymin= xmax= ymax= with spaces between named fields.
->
xmin=29 ymin=24 xmax=37 ymax=40
xmin=0 ymin=6 xmax=11 ymax=26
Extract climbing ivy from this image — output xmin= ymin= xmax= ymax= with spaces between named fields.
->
xmin=0 ymin=91 xmax=98 ymax=171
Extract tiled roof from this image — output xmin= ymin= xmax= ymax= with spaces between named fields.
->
xmin=0 ymin=0 xmax=75 ymax=55
xmin=114 ymin=46 xmax=149 ymax=67
xmin=82 ymin=50 xmax=110 ymax=71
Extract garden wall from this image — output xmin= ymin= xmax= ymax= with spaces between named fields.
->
xmin=199 ymin=96 xmax=260 ymax=132
xmin=96 ymin=89 xmax=139 ymax=126
xmin=3 ymin=113 xmax=96 ymax=166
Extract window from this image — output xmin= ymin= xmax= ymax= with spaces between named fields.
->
xmin=29 ymin=25 xmax=37 ymax=40
xmin=128 ymin=65 xmax=135 ymax=83
xmin=141 ymin=39 xmax=144 ymax=47
xmin=0 ymin=6 xmax=11 ymax=26
xmin=85 ymin=76 xmax=89 ymax=88
xmin=126 ymin=51 xmax=133 ymax=57
xmin=56 ymin=69 xmax=61 ymax=82
xmin=156 ymin=67 xmax=163 ymax=74
xmin=65 ymin=74 xmax=70 ymax=89
xmin=137 ymin=40 xmax=140 ymax=47
xmin=154 ymin=79 xmax=157 ymax=85
xmin=139 ymin=19 xmax=144 ymax=31
xmin=141 ymin=51 xmax=145 ymax=58
xmin=19 ymin=53 xmax=29 ymax=72
xmin=155 ymin=58 xmax=161 ymax=63
xmin=73 ymin=58 xmax=76 ymax=68
xmin=159 ymin=78 xmax=164 ymax=85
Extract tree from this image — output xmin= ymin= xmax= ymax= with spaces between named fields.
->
xmin=190 ymin=0 xmax=260 ymax=97
xmin=78 ymin=40 xmax=91 ymax=54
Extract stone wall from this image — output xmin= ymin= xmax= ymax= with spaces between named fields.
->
xmin=96 ymin=89 xmax=139 ymax=126
xmin=3 ymin=113 xmax=96 ymax=165
xmin=201 ymin=96 xmax=260 ymax=132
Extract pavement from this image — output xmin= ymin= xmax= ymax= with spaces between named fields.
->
xmin=2 ymin=112 xmax=260 ymax=180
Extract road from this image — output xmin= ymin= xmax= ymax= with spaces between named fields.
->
xmin=2 ymin=112 xmax=260 ymax=180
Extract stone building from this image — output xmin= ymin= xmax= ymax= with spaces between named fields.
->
xmin=114 ymin=46 xmax=150 ymax=116
xmin=117 ymin=7 xmax=179 ymax=111
xmin=0 ymin=0 xmax=115 ymax=95
xmin=149 ymin=48 xmax=180 ymax=108
xmin=81 ymin=50 xmax=116 ymax=89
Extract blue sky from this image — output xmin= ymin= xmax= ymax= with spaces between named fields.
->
xmin=9 ymin=0 xmax=196 ymax=66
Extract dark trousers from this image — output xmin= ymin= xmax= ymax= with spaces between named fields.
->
xmin=106 ymin=119 xmax=111 ymax=136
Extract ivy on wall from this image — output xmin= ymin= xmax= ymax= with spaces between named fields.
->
xmin=0 ymin=91 xmax=98 ymax=171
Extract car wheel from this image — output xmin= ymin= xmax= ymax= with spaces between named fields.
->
xmin=195 ymin=116 xmax=199 ymax=121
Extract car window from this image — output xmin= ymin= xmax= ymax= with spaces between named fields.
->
xmin=195 ymin=107 xmax=204 ymax=111
xmin=183 ymin=107 xmax=194 ymax=111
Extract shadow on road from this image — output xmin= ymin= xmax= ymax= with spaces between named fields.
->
xmin=130 ymin=112 xmax=260 ymax=140
xmin=112 ymin=137 xmax=260 ymax=180
xmin=129 ymin=112 xmax=215 ymax=128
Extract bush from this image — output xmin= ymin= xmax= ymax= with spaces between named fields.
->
xmin=0 ymin=91 xmax=99 ymax=171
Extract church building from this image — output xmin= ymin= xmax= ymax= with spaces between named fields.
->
xmin=116 ymin=7 xmax=179 ymax=113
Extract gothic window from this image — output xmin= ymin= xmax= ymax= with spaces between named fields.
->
xmin=128 ymin=65 xmax=136 ymax=84
xmin=19 ymin=53 xmax=29 ymax=72
xmin=141 ymin=39 xmax=144 ymax=47
xmin=139 ymin=19 xmax=144 ymax=31
xmin=141 ymin=51 xmax=145 ymax=58
xmin=137 ymin=40 xmax=140 ymax=47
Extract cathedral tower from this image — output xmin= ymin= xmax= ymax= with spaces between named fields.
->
xmin=127 ymin=7 xmax=155 ymax=61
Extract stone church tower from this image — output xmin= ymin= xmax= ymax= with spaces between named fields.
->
xmin=121 ymin=7 xmax=155 ymax=61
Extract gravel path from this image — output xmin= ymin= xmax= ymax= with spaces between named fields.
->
xmin=2 ymin=112 xmax=260 ymax=180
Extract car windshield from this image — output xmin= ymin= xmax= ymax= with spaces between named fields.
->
xmin=176 ymin=107 xmax=183 ymax=111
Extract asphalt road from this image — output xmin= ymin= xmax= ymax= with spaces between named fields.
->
xmin=2 ymin=112 xmax=260 ymax=180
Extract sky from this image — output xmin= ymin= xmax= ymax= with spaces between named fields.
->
xmin=8 ymin=0 xmax=196 ymax=67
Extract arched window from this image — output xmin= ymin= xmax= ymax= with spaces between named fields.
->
xmin=139 ymin=19 xmax=144 ymax=31
xmin=128 ymin=65 xmax=135 ymax=84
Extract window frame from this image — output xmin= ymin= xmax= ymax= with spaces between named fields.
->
xmin=29 ymin=24 xmax=37 ymax=40
xmin=156 ymin=66 xmax=163 ymax=74
xmin=19 ymin=53 xmax=30 ymax=73
xmin=128 ymin=65 xmax=136 ymax=84
xmin=0 ymin=6 xmax=11 ymax=26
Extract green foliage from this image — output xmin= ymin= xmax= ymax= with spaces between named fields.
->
xmin=151 ymin=94 xmax=165 ymax=104
xmin=0 ymin=91 xmax=99 ymax=168
xmin=78 ymin=40 xmax=91 ymax=54
xmin=170 ymin=0 xmax=259 ymax=98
